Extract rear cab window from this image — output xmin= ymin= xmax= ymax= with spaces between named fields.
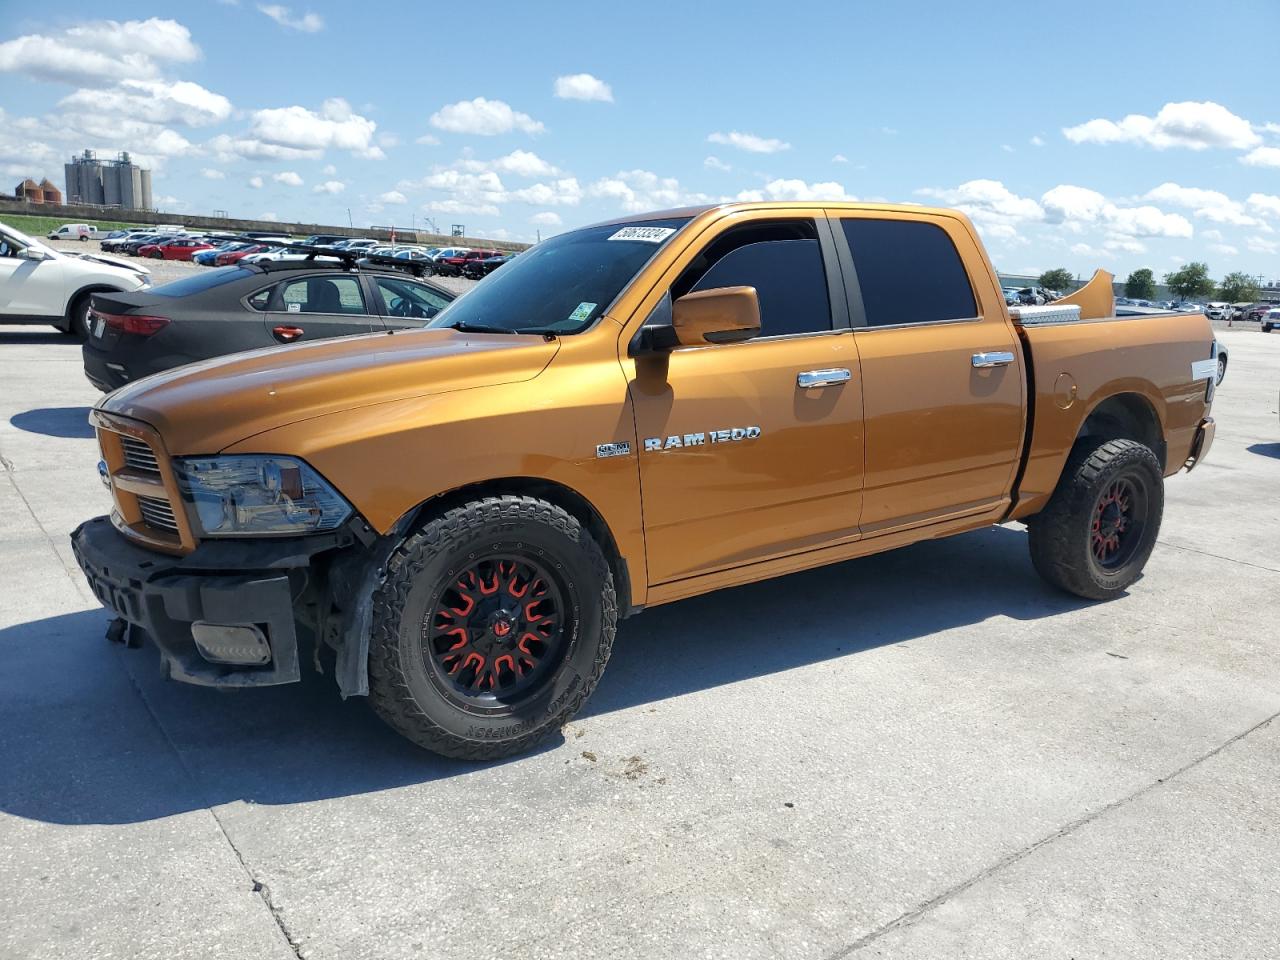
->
xmin=839 ymin=218 xmax=977 ymax=326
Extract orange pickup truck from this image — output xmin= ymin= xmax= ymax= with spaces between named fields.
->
xmin=72 ymin=201 xmax=1219 ymax=759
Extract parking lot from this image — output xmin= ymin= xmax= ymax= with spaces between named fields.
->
xmin=0 ymin=324 xmax=1277 ymax=959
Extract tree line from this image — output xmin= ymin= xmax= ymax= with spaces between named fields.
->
xmin=1035 ymin=265 xmax=1263 ymax=303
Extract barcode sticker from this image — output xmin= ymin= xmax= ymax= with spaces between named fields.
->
xmin=607 ymin=226 xmax=676 ymax=243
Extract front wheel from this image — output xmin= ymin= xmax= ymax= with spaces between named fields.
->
xmin=368 ymin=496 xmax=616 ymax=759
xmin=63 ymin=293 xmax=93 ymax=340
xmin=1027 ymin=438 xmax=1164 ymax=600
xmin=1264 ymin=323 xmax=1273 ymax=333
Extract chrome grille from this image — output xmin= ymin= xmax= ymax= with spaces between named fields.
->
xmin=119 ymin=435 xmax=160 ymax=474
xmin=137 ymin=495 xmax=179 ymax=534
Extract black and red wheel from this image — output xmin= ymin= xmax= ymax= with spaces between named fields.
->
xmin=368 ymin=496 xmax=616 ymax=759
xmin=1028 ymin=438 xmax=1164 ymax=600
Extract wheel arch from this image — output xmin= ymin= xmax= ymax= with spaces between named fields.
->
xmin=1073 ymin=391 xmax=1166 ymax=469
xmin=64 ymin=283 xmax=127 ymax=331
xmin=389 ymin=476 xmax=635 ymax=618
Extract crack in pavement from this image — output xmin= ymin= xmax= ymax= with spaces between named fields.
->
xmin=1158 ymin=539 xmax=1280 ymax=575
xmin=2 ymin=470 xmax=96 ymax=605
xmin=824 ymin=708 xmax=1280 ymax=959
xmin=119 ymin=660 xmax=307 ymax=960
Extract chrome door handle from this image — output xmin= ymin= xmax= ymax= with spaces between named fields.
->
xmin=797 ymin=368 xmax=851 ymax=388
xmin=972 ymin=351 xmax=1015 ymax=368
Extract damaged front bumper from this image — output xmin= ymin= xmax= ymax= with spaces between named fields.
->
xmin=70 ymin=515 xmax=353 ymax=688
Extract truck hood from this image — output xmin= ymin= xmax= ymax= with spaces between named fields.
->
xmin=100 ymin=328 xmax=560 ymax=454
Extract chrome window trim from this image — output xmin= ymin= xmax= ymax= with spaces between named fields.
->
xmin=854 ymin=315 xmax=983 ymax=333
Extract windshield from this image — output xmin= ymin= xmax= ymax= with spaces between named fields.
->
xmin=427 ymin=217 xmax=690 ymax=335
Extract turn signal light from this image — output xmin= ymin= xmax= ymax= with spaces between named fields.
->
xmin=93 ymin=309 xmax=171 ymax=336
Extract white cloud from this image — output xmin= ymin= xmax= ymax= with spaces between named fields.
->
xmin=707 ymin=131 xmax=791 ymax=154
xmin=377 ymin=133 xmax=400 ymax=149
xmin=200 ymin=167 xmax=225 ymax=180
xmin=1040 ymin=183 xmax=1193 ymax=238
xmin=737 ymin=178 xmax=854 ymax=202
xmin=257 ymin=4 xmax=324 ymax=32
xmin=248 ymin=175 xmax=264 ymax=188
xmin=460 ymin=149 xmax=559 ymax=178
xmin=1209 ymin=243 xmax=1238 ymax=256
xmin=246 ymin=98 xmax=382 ymax=159
xmin=430 ymin=97 xmax=544 ymax=136
xmin=1247 ymin=236 xmax=1278 ymax=255
xmin=1030 ymin=135 xmax=1045 ymax=147
xmin=1248 ymin=193 xmax=1280 ymax=218
xmin=259 ymin=211 xmax=279 ymax=222
xmin=415 ymin=133 xmax=441 ymax=146
xmin=1063 ymin=101 xmax=1260 ymax=151
xmin=918 ymin=179 xmax=1043 ymax=228
xmin=1001 ymin=144 xmax=1015 ymax=153
xmin=509 ymin=178 xmax=583 ymax=206
xmin=553 ymin=73 xmax=613 ymax=102
xmin=322 ymin=164 xmax=336 ymax=175
xmin=832 ymin=153 xmax=849 ymax=163
xmin=378 ymin=190 xmax=408 ymax=204
xmin=1105 ymin=205 xmax=1193 ymax=239
xmin=0 ymin=18 xmax=198 ymax=85
xmin=704 ymin=156 xmax=732 ymax=172
xmin=1143 ymin=182 xmax=1260 ymax=226
xmin=313 ymin=179 xmax=345 ymax=194
xmin=272 ymin=170 xmax=303 ymax=186
xmin=1070 ymin=242 xmax=1100 ymax=256
xmin=1202 ymin=229 xmax=1224 ymax=241
xmin=58 ymin=79 xmax=231 ymax=127
xmin=427 ymin=198 xmax=500 ymax=217
xmin=589 ymin=169 xmax=709 ymax=212
xmin=1241 ymin=146 xmax=1280 ymax=168
xmin=530 ymin=211 xmax=562 ymax=226
xmin=1105 ymin=237 xmax=1147 ymax=254
xmin=209 ymin=134 xmax=319 ymax=162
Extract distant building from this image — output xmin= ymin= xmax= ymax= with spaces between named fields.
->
xmin=64 ymin=149 xmax=152 ymax=210
xmin=14 ymin=178 xmax=61 ymax=204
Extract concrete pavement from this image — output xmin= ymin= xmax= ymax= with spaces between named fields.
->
xmin=1 ymin=325 xmax=1277 ymax=960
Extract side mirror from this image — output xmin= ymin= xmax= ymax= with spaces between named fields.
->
xmin=670 ymin=286 xmax=761 ymax=347
xmin=19 ymin=247 xmax=48 ymax=262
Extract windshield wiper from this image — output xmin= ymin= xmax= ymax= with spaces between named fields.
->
xmin=446 ymin=321 xmax=559 ymax=336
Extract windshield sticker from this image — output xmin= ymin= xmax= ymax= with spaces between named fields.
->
xmin=568 ymin=302 xmax=597 ymax=323
xmin=607 ymin=226 xmax=676 ymax=243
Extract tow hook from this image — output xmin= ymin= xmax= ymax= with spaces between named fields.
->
xmin=105 ymin=616 xmax=143 ymax=649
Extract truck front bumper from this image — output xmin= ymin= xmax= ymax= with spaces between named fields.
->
xmin=70 ymin=516 xmax=347 ymax=687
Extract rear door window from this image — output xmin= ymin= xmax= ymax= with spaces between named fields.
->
xmin=840 ymin=219 xmax=977 ymax=326
xmin=279 ymin=275 xmax=366 ymax=315
xmin=672 ymin=220 xmax=831 ymax=338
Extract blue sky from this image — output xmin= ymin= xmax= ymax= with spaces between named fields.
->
xmin=2 ymin=0 xmax=1278 ymax=281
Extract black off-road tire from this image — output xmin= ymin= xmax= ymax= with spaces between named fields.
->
xmin=368 ymin=496 xmax=616 ymax=759
xmin=1027 ymin=438 xmax=1164 ymax=600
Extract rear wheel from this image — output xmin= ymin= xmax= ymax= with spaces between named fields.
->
xmin=1027 ymin=438 xmax=1164 ymax=600
xmin=368 ymin=495 xmax=616 ymax=759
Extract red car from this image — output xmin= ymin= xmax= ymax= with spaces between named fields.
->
xmin=214 ymin=243 xmax=269 ymax=266
xmin=138 ymin=237 xmax=215 ymax=261
xmin=438 ymin=248 xmax=502 ymax=277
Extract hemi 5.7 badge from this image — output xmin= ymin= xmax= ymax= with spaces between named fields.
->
xmin=644 ymin=426 xmax=761 ymax=451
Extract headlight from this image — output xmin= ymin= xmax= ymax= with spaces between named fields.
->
xmin=173 ymin=456 xmax=352 ymax=536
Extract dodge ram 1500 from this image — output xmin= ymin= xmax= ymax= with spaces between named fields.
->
xmin=71 ymin=201 xmax=1218 ymax=759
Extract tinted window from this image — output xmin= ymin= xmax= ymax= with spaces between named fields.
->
xmin=674 ymin=221 xmax=830 ymax=338
xmin=150 ymin=267 xmax=250 ymax=298
xmin=374 ymin=276 xmax=451 ymax=320
xmin=279 ymin=276 xmax=366 ymax=315
xmin=841 ymin=219 xmax=977 ymax=326
xmin=246 ymin=287 xmax=272 ymax=311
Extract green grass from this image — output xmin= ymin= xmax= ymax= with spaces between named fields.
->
xmin=0 ymin=213 xmax=144 ymax=237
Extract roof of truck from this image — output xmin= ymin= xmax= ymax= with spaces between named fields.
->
xmin=585 ymin=200 xmax=958 ymax=230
